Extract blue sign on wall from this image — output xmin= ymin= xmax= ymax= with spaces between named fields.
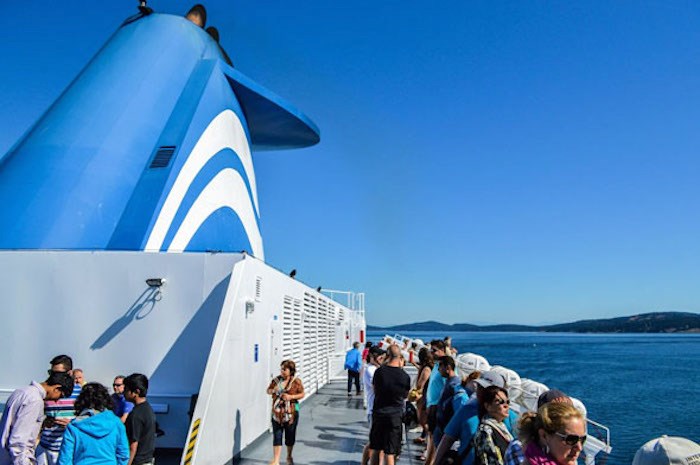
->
xmin=254 ymin=343 xmax=259 ymax=363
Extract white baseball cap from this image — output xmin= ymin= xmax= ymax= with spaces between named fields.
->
xmin=632 ymin=436 xmax=700 ymax=465
xmin=475 ymin=370 xmax=507 ymax=389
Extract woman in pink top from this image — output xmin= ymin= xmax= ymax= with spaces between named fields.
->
xmin=519 ymin=403 xmax=586 ymax=465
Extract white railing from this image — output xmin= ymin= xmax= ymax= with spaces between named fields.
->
xmin=322 ymin=289 xmax=365 ymax=313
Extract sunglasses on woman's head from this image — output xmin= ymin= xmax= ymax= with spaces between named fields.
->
xmin=554 ymin=432 xmax=587 ymax=446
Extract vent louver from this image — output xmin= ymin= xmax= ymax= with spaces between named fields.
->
xmin=149 ymin=146 xmax=176 ymax=169
xmin=255 ymin=276 xmax=262 ymax=301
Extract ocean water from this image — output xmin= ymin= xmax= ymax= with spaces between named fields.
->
xmin=368 ymin=330 xmax=700 ymax=464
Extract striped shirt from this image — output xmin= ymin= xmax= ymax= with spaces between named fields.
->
xmin=39 ymin=384 xmax=81 ymax=451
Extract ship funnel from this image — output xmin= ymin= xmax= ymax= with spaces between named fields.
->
xmin=0 ymin=13 xmax=319 ymax=259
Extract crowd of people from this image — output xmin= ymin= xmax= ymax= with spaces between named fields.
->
xmin=0 ymin=355 xmax=156 ymax=465
xmin=351 ymin=337 xmax=700 ymax=465
xmin=4 ymin=341 xmax=698 ymax=465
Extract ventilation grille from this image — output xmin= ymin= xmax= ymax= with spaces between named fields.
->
xmin=149 ymin=146 xmax=176 ymax=169
xmin=255 ymin=277 xmax=262 ymax=301
xmin=279 ymin=292 xmax=356 ymax=397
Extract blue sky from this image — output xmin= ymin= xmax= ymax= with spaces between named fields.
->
xmin=1 ymin=1 xmax=699 ymax=325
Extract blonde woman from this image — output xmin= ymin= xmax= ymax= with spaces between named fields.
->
xmin=519 ymin=403 xmax=586 ymax=465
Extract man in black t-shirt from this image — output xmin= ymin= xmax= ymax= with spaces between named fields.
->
xmin=369 ymin=345 xmax=410 ymax=465
xmin=124 ymin=373 xmax=156 ymax=465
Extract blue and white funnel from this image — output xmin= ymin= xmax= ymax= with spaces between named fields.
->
xmin=0 ymin=13 xmax=319 ymax=260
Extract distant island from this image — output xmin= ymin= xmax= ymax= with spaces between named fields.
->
xmin=367 ymin=311 xmax=700 ymax=334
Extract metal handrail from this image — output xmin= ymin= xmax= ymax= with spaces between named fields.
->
xmin=586 ymin=417 xmax=611 ymax=447
xmin=321 ymin=289 xmax=365 ymax=312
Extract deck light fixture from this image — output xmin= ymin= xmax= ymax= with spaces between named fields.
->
xmin=146 ymin=278 xmax=165 ymax=288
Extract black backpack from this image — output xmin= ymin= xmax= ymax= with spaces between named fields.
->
xmin=402 ymin=401 xmax=418 ymax=429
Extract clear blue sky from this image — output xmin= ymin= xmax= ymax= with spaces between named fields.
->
xmin=2 ymin=1 xmax=699 ymax=326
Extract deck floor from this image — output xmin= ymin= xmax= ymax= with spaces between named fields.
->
xmin=234 ymin=378 xmax=422 ymax=465
xmin=156 ymin=378 xmax=422 ymax=465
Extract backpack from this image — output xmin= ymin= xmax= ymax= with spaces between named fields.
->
xmin=402 ymin=401 xmax=418 ymax=429
xmin=437 ymin=383 xmax=467 ymax=429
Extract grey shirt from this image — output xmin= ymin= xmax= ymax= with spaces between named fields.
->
xmin=0 ymin=382 xmax=47 ymax=465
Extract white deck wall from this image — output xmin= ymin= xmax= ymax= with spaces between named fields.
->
xmin=186 ymin=256 xmax=365 ymax=465
xmin=0 ymin=251 xmax=365 ymax=462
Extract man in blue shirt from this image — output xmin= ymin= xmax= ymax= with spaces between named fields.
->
xmin=111 ymin=375 xmax=134 ymax=423
xmin=344 ymin=342 xmax=363 ymax=396
xmin=434 ymin=356 xmax=467 ymax=446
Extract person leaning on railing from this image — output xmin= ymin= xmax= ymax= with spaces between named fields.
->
xmin=472 ymin=386 xmax=513 ymax=465
xmin=518 ymin=403 xmax=586 ymax=465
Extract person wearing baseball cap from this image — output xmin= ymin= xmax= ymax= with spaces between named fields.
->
xmin=475 ymin=370 xmax=507 ymax=390
xmin=633 ymin=436 xmax=700 ymax=465
xmin=432 ymin=370 xmax=518 ymax=465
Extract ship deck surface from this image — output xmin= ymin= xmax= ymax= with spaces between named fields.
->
xmin=157 ymin=377 xmax=422 ymax=465
xmin=235 ymin=377 xmax=422 ymax=465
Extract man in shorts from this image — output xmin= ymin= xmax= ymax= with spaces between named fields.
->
xmin=362 ymin=346 xmax=386 ymax=465
xmin=369 ymin=345 xmax=410 ymax=465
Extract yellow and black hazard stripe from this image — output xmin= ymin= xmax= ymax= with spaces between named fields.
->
xmin=184 ymin=418 xmax=201 ymax=465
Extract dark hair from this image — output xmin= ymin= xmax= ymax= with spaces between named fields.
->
xmin=46 ymin=371 xmax=75 ymax=397
xmin=281 ymin=360 xmax=296 ymax=377
xmin=365 ymin=341 xmax=373 ymax=348
xmin=439 ymin=355 xmax=456 ymax=371
xmin=186 ymin=4 xmax=207 ymax=26
xmin=74 ymin=383 xmax=114 ymax=414
xmin=418 ymin=347 xmax=434 ymax=369
xmin=430 ymin=339 xmax=446 ymax=351
xmin=124 ymin=373 xmax=149 ymax=397
xmin=50 ymin=354 xmax=73 ymax=371
xmin=367 ymin=346 xmax=386 ymax=363
xmin=478 ymin=385 xmax=508 ymax=419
